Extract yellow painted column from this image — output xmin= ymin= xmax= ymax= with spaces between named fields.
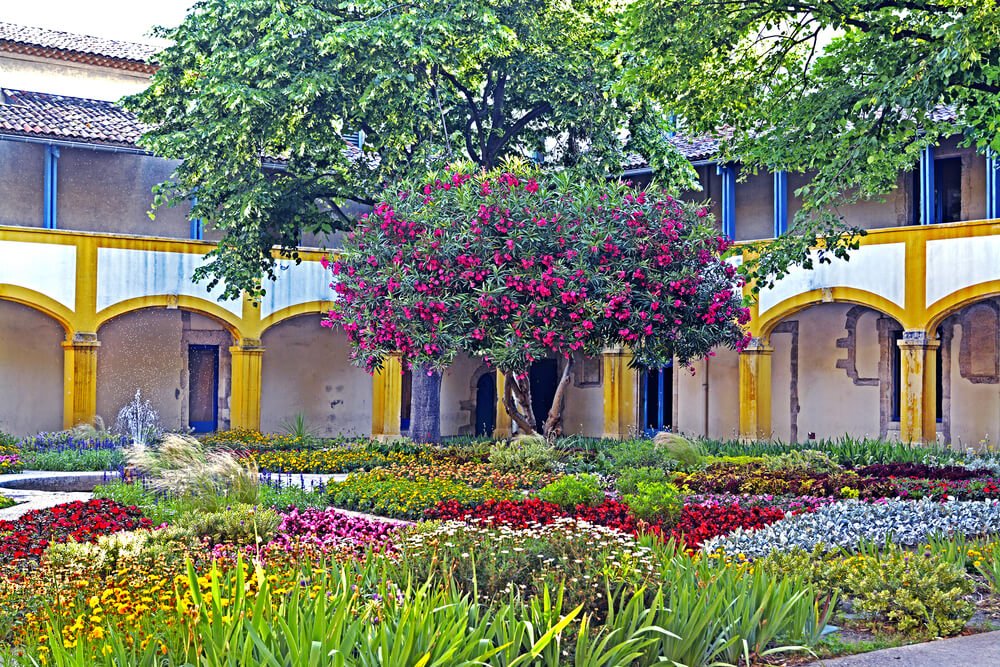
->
xmin=62 ymin=332 xmax=99 ymax=428
xmin=602 ymin=348 xmax=638 ymax=439
xmin=738 ymin=338 xmax=773 ymax=441
xmin=371 ymin=354 xmax=402 ymax=438
xmin=494 ymin=372 xmax=512 ymax=439
xmin=898 ymin=331 xmax=939 ymax=444
xmin=230 ymin=338 xmax=264 ymax=431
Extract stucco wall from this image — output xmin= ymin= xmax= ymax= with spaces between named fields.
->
xmin=561 ymin=378 xmax=605 ymax=437
xmin=57 ymin=149 xmax=191 ymax=238
xmin=0 ymin=140 xmax=44 ymax=227
xmin=439 ymin=353 xmax=484 ymax=437
xmin=734 ymin=168 xmax=773 ymax=241
xmin=260 ymin=316 xmax=372 ymax=437
xmin=0 ymin=53 xmax=150 ymax=102
xmin=947 ymin=308 xmax=1000 ymax=447
xmin=0 ymin=300 xmax=64 ymax=435
xmin=783 ymin=304 xmax=883 ymax=441
xmin=97 ymin=309 xmax=186 ymax=430
xmin=675 ymin=348 xmax=739 ymax=440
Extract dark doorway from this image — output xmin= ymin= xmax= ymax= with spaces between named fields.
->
xmin=475 ymin=372 xmax=497 ymax=436
xmin=188 ymin=345 xmax=219 ymax=433
xmin=643 ymin=365 xmax=673 ymax=434
xmin=529 ymin=359 xmax=558 ymax=429
xmin=400 ymin=369 xmax=412 ymax=433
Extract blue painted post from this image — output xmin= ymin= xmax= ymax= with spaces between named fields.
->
xmin=920 ymin=146 xmax=935 ymax=225
xmin=987 ymin=149 xmax=1000 ymax=220
xmin=716 ymin=164 xmax=736 ymax=238
xmin=656 ymin=368 xmax=665 ymax=431
xmin=190 ymin=196 xmax=203 ymax=240
xmin=773 ymin=170 xmax=788 ymax=237
xmin=43 ymin=145 xmax=60 ymax=229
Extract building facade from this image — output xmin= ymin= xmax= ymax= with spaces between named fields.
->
xmin=0 ymin=23 xmax=996 ymax=445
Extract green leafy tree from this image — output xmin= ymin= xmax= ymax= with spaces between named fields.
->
xmin=325 ymin=163 xmax=749 ymax=440
xmin=126 ymin=0 xmax=687 ymax=300
xmin=622 ymin=0 xmax=1000 ymax=289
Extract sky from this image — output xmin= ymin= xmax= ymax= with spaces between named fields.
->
xmin=1 ymin=0 xmax=193 ymax=44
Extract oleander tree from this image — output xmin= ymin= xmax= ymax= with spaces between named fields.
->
xmin=324 ymin=163 xmax=750 ymax=441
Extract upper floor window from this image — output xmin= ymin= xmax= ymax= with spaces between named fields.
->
xmin=936 ymin=157 xmax=962 ymax=223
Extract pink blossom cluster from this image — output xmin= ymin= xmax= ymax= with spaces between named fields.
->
xmin=323 ymin=166 xmax=751 ymax=373
xmin=270 ymin=507 xmax=400 ymax=552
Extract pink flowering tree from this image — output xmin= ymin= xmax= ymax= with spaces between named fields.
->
xmin=324 ymin=163 xmax=749 ymax=440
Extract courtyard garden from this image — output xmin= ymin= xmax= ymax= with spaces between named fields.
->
xmin=0 ymin=427 xmax=998 ymax=665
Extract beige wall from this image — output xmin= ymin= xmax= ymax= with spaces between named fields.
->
xmin=0 ymin=53 xmax=150 ymax=102
xmin=675 ymin=348 xmax=740 ymax=440
xmin=944 ymin=300 xmax=1000 ymax=447
xmin=0 ymin=141 xmax=45 ymax=227
xmin=0 ymin=300 xmax=64 ymax=435
xmin=562 ymin=373 xmax=605 ymax=437
xmin=97 ymin=309 xmax=232 ymax=432
xmin=260 ymin=316 xmax=372 ymax=437
xmin=734 ymin=167 xmax=773 ymax=241
xmin=439 ymin=353 xmax=484 ymax=437
xmin=58 ymin=149 xmax=192 ymax=238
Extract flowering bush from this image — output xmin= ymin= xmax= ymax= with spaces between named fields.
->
xmin=202 ymin=429 xmax=320 ymax=451
xmin=381 ymin=461 xmax=559 ymax=490
xmin=325 ymin=164 xmax=750 ymax=435
xmin=0 ymin=453 xmax=23 ymax=474
xmin=0 ymin=499 xmax=151 ymax=568
xmin=270 ymin=507 xmax=399 ymax=553
xmin=329 ymin=469 xmax=513 ymax=519
xmin=243 ymin=447 xmax=437 ymax=473
xmin=399 ymin=518 xmax=660 ymax=614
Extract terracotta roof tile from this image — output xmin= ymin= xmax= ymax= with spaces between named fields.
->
xmin=0 ymin=89 xmax=145 ymax=147
xmin=0 ymin=22 xmax=158 ymax=64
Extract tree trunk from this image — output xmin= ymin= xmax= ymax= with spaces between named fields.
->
xmin=542 ymin=356 xmax=574 ymax=440
xmin=409 ymin=363 xmax=442 ymax=444
xmin=502 ymin=370 xmax=538 ymax=436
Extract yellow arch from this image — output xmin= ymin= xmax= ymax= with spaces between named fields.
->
xmin=756 ymin=287 xmax=910 ymax=338
xmin=257 ymin=300 xmax=333 ymax=337
xmin=925 ymin=280 xmax=1000 ymax=332
xmin=0 ymin=284 xmax=75 ymax=333
xmin=95 ymin=295 xmax=244 ymax=338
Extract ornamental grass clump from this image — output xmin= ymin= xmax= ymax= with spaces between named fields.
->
xmin=127 ymin=434 xmax=259 ymax=513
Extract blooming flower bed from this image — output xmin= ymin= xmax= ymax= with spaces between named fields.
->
xmin=329 ymin=469 xmax=513 ymax=519
xmin=270 ymin=507 xmax=399 ymax=553
xmin=244 ymin=447 xmax=437 ymax=473
xmin=0 ymin=499 xmax=151 ymax=567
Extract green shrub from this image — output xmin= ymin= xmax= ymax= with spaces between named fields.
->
xmin=488 ymin=435 xmax=557 ymax=472
xmin=258 ymin=483 xmax=329 ymax=511
xmin=761 ymin=544 xmax=975 ymax=637
xmin=604 ymin=439 xmax=675 ymax=470
xmin=652 ymin=432 xmax=704 ymax=468
xmin=763 ymin=449 xmax=842 ymax=474
xmin=623 ymin=481 xmax=683 ymax=525
xmin=535 ymin=474 xmax=604 ymax=508
xmin=173 ymin=504 xmax=280 ymax=546
xmin=615 ymin=466 xmax=669 ymax=496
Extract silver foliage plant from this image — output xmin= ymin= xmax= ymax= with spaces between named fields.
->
xmin=705 ymin=498 xmax=1000 ymax=559
xmin=115 ymin=389 xmax=161 ymax=446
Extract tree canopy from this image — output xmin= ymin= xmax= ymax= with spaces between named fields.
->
xmin=325 ymin=163 xmax=749 ymax=436
xmin=623 ymin=0 xmax=1000 ymax=214
xmin=126 ymin=0 xmax=688 ymax=300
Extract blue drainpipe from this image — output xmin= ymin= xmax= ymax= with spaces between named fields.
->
xmin=43 ymin=144 xmax=60 ymax=229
